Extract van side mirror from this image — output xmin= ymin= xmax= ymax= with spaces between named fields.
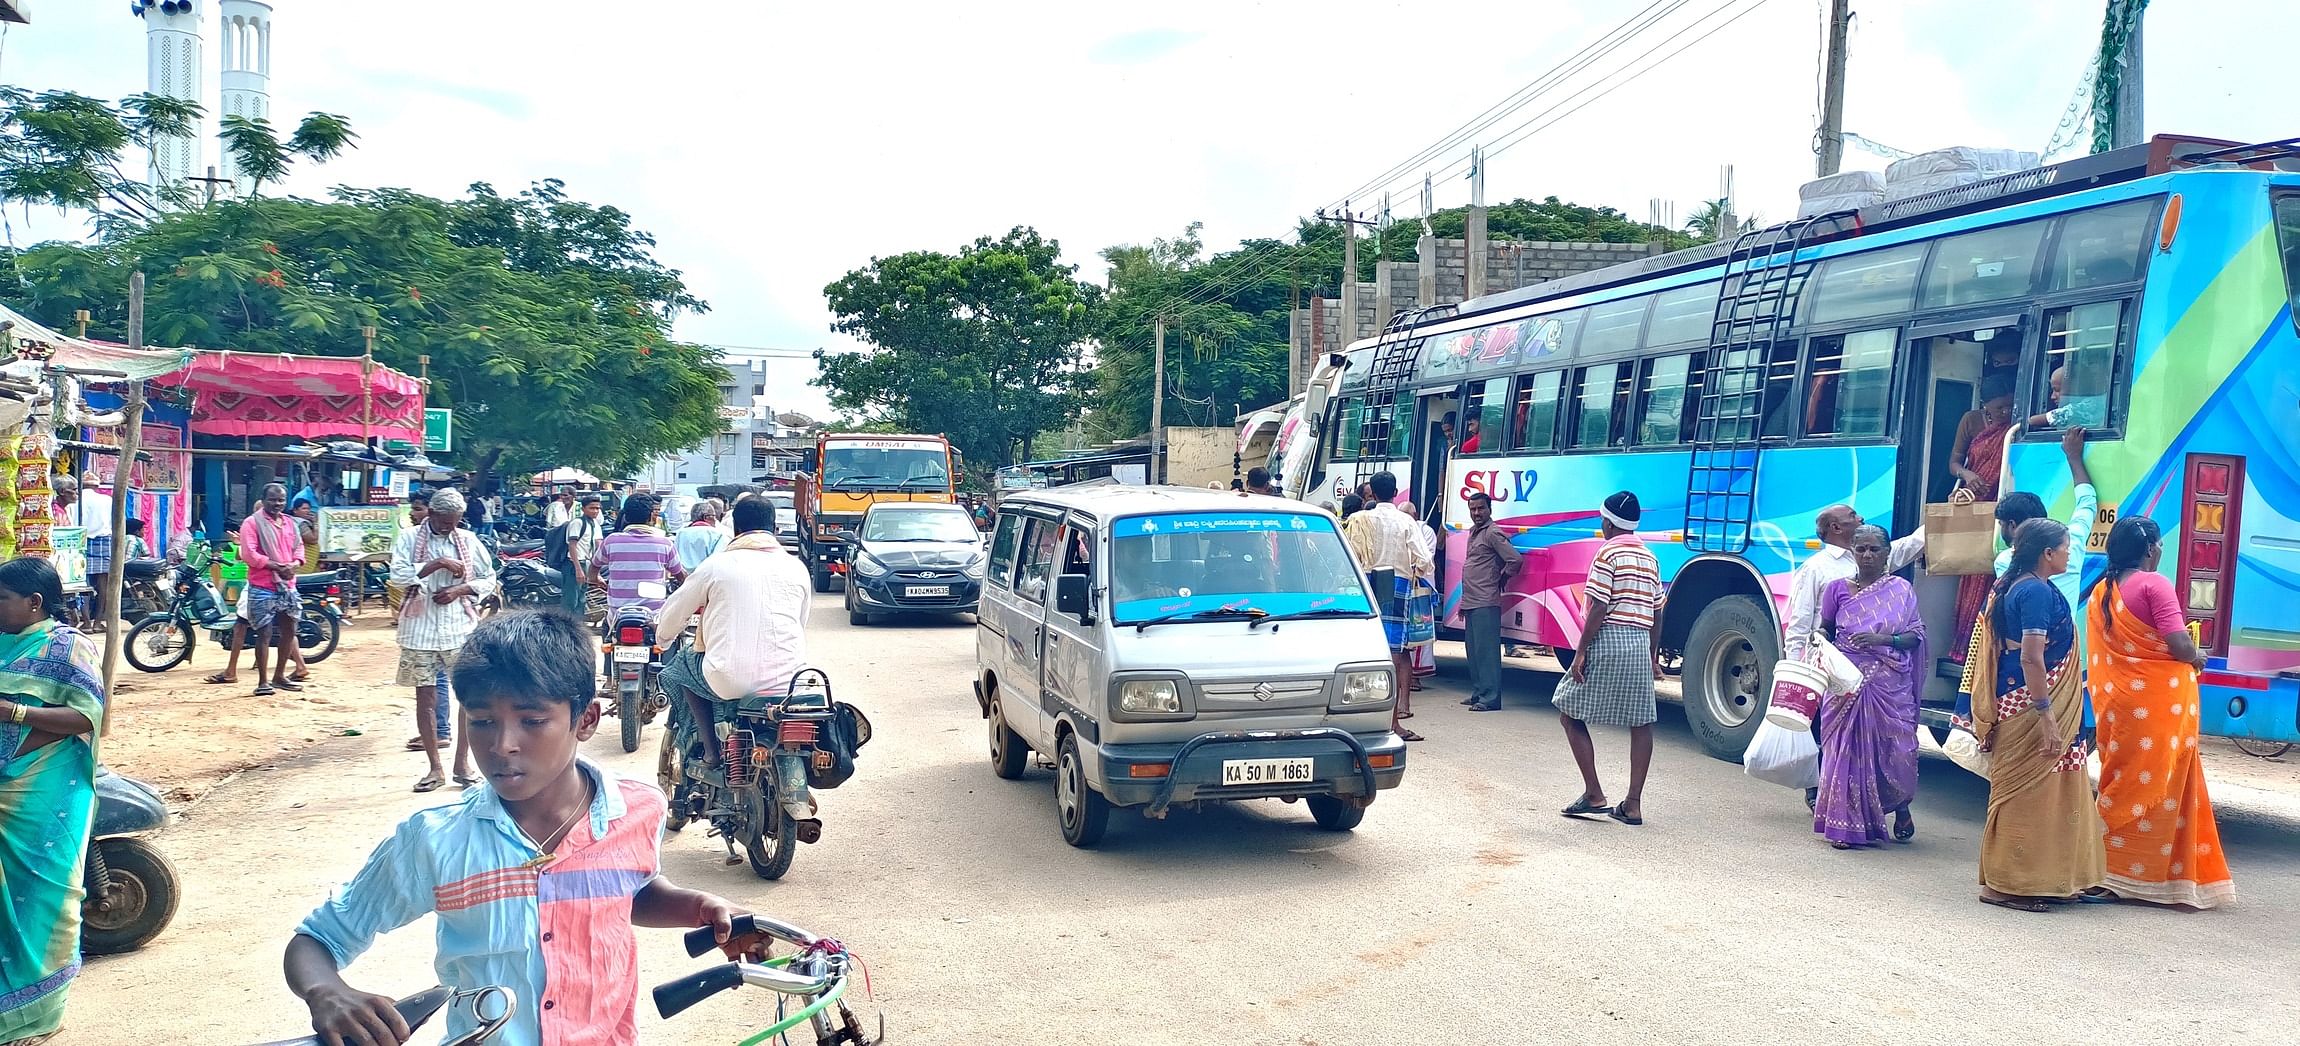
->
xmin=1054 ymin=572 xmax=1091 ymax=622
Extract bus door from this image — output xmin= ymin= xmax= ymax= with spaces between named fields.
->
xmin=1899 ymin=315 xmax=2026 ymax=702
xmin=1412 ymin=388 xmax=1461 ymax=521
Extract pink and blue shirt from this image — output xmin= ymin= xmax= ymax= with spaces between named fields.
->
xmin=297 ymin=761 xmax=664 ymax=1046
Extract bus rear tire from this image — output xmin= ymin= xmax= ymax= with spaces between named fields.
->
xmin=1682 ymin=595 xmax=1777 ymax=762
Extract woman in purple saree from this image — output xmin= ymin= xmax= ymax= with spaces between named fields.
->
xmin=1815 ymin=525 xmax=1926 ymax=849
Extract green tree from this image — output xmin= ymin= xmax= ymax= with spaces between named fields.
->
xmin=0 ymin=88 xmax=203 ymax=226
xmin=216 ymin=112 xmax=356 ymax=199
xmin=0 ymin=186 xmax=727 ymax=480
xmin=817 ymin=227 xmax=1099 ymax=468
xmin=1094 ymin=222 xmax=1291 ymax=440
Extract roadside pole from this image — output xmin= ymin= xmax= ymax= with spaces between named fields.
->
xmin=1150 ymin=315 xmax=1166 ymax=485
xmin=1816 ymin=0 xmax=1851 ymax=176
xmin=99 ymin=272 xmax=149 ymax=733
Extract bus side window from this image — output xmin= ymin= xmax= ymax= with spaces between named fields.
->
xmin=1801 ymin=329 xmax=1899 ymax=438
xmin=2031 ymin=300 xmax=2129 ymax=433
xmin=1570 ymin=363 xmax=1635 ymax=449
xmin=1634 ymin=352 xmax=1702 ymax=446
xmin=1511 ymin=371 xmax=1564 ymax=452
xmin=1335 ymin=398 xmax=1363 ymax=458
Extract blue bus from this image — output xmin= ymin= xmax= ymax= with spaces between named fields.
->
xmin=1284 ymin=134 xmax=2300 ymax=761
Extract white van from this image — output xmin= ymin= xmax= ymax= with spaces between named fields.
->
xmin=973 ymin=485 xmax=1406 ymax=847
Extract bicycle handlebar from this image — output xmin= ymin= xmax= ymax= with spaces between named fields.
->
xmin=680 ymin=913 xmax=818 ymax=958
xmin=652 ymin=960 xmax=841 ymax=1019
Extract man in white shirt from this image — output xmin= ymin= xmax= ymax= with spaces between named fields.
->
xmin=1344 ymin=471 xmax=1432 ymax=742
xmin=544 ymin=491 xmax=574 ymax=529
xmin=389 ymin=488 xmax=497 ymax=793
xmin=657 ymin=495 xmax=812 ymax=774
xmin=1783 ymin=507 xmax=1926 ymax=660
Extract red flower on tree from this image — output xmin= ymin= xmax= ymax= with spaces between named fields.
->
xmin=261 ymin=241 xmax=280 ymax=255
xmin=408 ymin=286 xmax=422 ymax=303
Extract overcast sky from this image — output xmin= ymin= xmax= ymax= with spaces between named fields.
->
xmin=2 ymin=0 xmax=2285 ymax=420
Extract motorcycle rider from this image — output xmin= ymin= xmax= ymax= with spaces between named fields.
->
xmin=597 ymin=493 xmax=682 ymax=627
xmin=657 ymin=495 xmax=811 ymax=777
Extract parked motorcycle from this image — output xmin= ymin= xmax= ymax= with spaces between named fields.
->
xmin=603 ymin=604 xmax=672 ymax=753
xmin=118 ymin=557 xmax=169 ymax=619
xmin=123 ymin=560 xmax=343 ymax=672
xmin=80 ymin=766 xmax=180 ymax=955
xmin=661 ymin=668 xmax=870 ymax=880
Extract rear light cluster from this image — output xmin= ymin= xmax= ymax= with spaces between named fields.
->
xmin=617 ymin=626 xmax=647 ymax=645
xmin=777 ymin=719 xmax=818 ymax=746
xmin=2177 ymin=453 xmax=2243 ymax=655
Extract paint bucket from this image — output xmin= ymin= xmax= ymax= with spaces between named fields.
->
xmin=1765 ymin=658 xmax=1826 ymax=731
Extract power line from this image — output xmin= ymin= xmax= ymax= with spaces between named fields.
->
xmin=1318 ymin=0 xmax=1690 ymax=216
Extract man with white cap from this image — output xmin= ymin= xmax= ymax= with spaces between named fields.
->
xmin=389 ymin=487 xmax=497 ymax=793
xmin=1552 ymin=490 xmax=1664 ymax=827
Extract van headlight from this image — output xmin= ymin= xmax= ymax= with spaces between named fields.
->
xmin=1335 ymin=668 xmax=1393 ymax=707
xmin=851 ymin=554 xmax=887 ymax=578
xmin=965 ymin=556 xmax=987 ymax=579
xmin=1117 ymin=679 xmax=1182 ymax=714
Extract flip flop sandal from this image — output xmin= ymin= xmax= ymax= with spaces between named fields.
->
xmin=1893 ymin=816 xmax=1916 ymax=843
xmin=452 ymin=772 xmax=479 ymax=788
xmin=2074 ymin=888 xmax=2120 ymax=904
xmin=1398 ymin=729 xmax=1426 ymax=742
xmin=253 ymin=684 xmax=277 ymax=696
xmin=291 ymin=670 xmax=311 ymax=682
xmin=1398 ymin=712 xmax=1415 ymax=720
xmin=413 ymin=773 xmax=445 ymax=793
xmin=274 ymin=679 xmax=305 ymax=693
xmin=405 ymin=737 xmax=427 ymax=752
xmin=202 ymin=672 xmax=236 ymax=685
xmin=1979 ymin=894 xmax=2053 ymax=913
xmin=1608 ymin=805 xmax=1644 ymax=826
xmin=1561 ymin=796 xmax=1611 ymax=818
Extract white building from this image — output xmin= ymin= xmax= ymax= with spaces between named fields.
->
xmin=638 ymin=350 xmax=811 ymax=493
xmin=133 ymin=0 xmax=203 ymax=186
xmin=216 ymin=0 xmax=272 ymax=196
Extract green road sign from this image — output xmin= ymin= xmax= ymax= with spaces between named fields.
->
xmin=386 ymin=408 xmax=453 ymax=454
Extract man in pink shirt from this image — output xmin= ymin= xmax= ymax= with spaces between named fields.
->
xmin=238 ymin=482 xmax=305 ymax=697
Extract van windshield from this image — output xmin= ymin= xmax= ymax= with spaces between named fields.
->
xmin=1108 ymin=511 xmax=1373 ymax=625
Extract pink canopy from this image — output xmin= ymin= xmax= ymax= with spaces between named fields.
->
xmin=155 ymin=350 xmax=424 ymax=442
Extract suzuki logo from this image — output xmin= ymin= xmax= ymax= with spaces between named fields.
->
xmin=1253 ymin=682 xmax=1276 ymax=702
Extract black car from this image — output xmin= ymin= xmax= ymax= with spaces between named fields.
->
xmin=842 ymin=503 xmax=987 ymax=626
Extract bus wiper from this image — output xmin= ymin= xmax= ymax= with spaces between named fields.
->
xmin=898 ymin=476 xmax=949 ymax=488
xmin=1249 ymin=607 xmax=1370 ymax=629
xmin=1134 ymin=606 xmax=1267 ymax=633
xmin=828 ymin=474 xmax=888 ymax=488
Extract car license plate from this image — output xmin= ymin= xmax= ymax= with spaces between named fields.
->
xmin=905 ymin=585 xmax=950 ymax=597
xmin=613 ymin=646 xmax=649 ymax=664
xmin=1221 ymin=757 xmax=1315 ymax=786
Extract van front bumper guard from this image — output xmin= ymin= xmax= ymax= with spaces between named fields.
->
xmin=1143 ymin=727 xmax=1381 ymax=819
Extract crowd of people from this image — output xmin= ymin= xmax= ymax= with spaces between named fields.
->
xmin=1309 ymin=427 xmax=2233 ymax=913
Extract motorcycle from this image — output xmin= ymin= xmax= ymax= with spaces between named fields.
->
xmin=662 ymin=667 xmax=869 ymax=881
xmin=603 ymin=603 xmax=672 ymax=754
xmin=123 ymin=559 xmax=344 ymax=673
xmin=80 ymin=767 xmax=180 ymax=955
xmin=118 ymin=557 xmax=170 ymax=619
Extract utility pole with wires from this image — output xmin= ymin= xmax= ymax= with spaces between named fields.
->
xmin=2108 ymin=0 xmax=2145 ymax=148
xmin=1315 ymin=205 xmax=1382 ymax=348
xmin=1149 ymin=315 xmax=1166 ymax=485
xmin=1816 ymin=0 xmax=1852 ymax=176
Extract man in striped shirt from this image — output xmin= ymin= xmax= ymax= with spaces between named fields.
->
xmin=390 ymin=488 xmax=496 ymax=793
xmin=599 ymin=493 xmax=683 ymax=618
xmin=287 ymin=612 xmax=758 ymax=1046
xmin=1551 ymin=490 xmax=1664 ymax=827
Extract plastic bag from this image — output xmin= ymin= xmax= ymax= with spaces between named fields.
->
xmin=1809 ymin=638 xmax=1864 ymax=696
xmin=1743 ymin=719 xmax=1820 ymax=790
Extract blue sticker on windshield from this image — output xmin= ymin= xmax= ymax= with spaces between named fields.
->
xmin=1113 ymin=512 xmax=1332 ymax=538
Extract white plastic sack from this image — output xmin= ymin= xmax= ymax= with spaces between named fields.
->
xmin=1884 ymin=147 xmax=2040 ymax=182
xmin=1743 ymin=719 xmax=1820 ymax=790
xmin=1798 ymin=190 xmax=1885 ymax=217
xmin=1799 ymin=170 xmax=1886 ymax=199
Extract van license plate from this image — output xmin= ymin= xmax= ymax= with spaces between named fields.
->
xmin=613 ymin=646 xmax=649 ymax=664
xmin=905 ymin=585 xmax=950 ymax=597
xmin=1221 ymin=757 xmax=1315 ymax=786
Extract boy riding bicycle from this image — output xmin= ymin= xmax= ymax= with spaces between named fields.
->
xmin=283 ymin=610 xmax=760 ymax=1046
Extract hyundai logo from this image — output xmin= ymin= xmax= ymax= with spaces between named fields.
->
xmin=916 ymin=571 xmax=942 ymax=579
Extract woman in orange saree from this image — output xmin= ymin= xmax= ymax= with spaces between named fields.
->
xmin=2087 ymin=516 xmax=2234 ymax=909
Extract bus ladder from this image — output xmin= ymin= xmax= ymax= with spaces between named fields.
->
xmin=1357 ymin=303 xmax=1454 ymax=474
xmin=1683 ymin=213 xmax=1849 ymax=554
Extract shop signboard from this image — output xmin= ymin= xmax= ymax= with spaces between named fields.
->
xmin=384 ymin=408 xmax=453 ymax=455
xmin=83 ymin=422 xmax=186 ymax=491
xmin=318 ymin=506 xmax=401 ymax=558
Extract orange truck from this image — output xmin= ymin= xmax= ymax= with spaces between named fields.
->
xmin=793 ymin=433 xmax=962 ymax=591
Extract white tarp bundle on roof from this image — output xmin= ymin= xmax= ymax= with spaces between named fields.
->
xmin=1883 ymin=147 xmax=2042 ymax=203
xmin=1797 ymin=169 xmax=1887 ymax=217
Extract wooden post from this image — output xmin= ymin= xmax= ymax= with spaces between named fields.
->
xmin=98 ymin=274 xmax=149 ymax=733
xmin=361 ymin=325 xmax=377 ymax=449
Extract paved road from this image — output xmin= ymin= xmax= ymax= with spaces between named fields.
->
xmin=64 ymin=594 xmax=2300 ymax=1045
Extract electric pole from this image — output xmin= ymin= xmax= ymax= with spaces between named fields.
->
xmin=1315 ymin=206 xmax=1383 ymax=346
xmin=1816 ymin=0 xmax=1851 ymax=176
xmin=1150 ymin=315 xmax=1166 ymax=485
xmin=2110 ymin=4 xmax=2145 ymax=149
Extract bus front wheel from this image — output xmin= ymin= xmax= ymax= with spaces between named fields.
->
xmin=1682 ymin=595 xmax=1777 ymax=762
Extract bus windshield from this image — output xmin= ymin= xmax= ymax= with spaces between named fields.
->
xmin=824 ymin=444 xmax=949 ymax=490
xmin=1108 ymin=512 xmax=1372 ymax=624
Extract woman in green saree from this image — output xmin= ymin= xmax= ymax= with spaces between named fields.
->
xmin=0 ymin=558 xmax=107 ymax=1046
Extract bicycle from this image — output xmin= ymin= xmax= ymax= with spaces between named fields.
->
xmin=654 ymin=914 xmax=882 ymax=1046
xmin=250 ymin=984 xmax=515 ymax=1046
